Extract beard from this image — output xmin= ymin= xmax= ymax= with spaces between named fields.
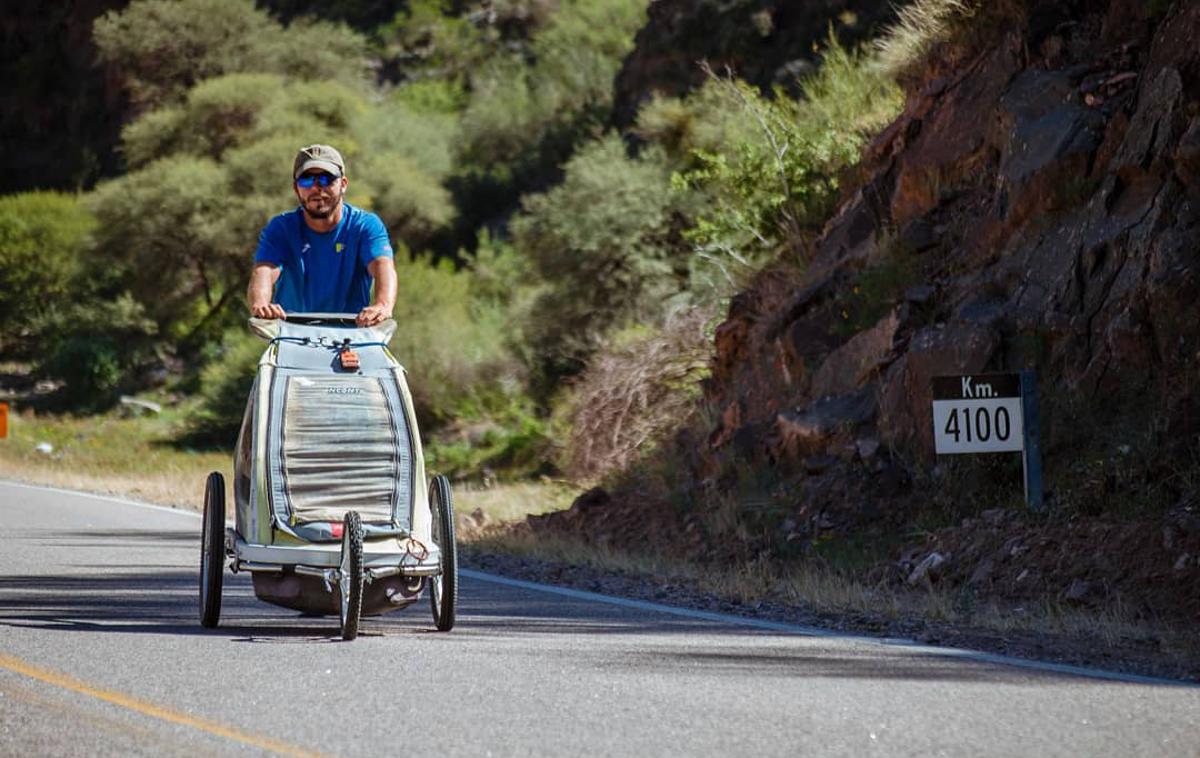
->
xmin=302 ymin=189 xmax=342 ymax=219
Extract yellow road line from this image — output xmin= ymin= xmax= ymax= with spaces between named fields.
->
xmin=0 ymin=653 xmax=331 ymax=758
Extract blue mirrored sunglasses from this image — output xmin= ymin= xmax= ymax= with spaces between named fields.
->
xmin=296 ymin=172 xmax=339 ymax=189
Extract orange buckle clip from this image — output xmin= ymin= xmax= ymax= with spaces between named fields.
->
xmin=339 ymin=349 xmax=360 ymax=370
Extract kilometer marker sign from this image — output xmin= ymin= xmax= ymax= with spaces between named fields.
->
xmin=932 ymin=373 xmax=1023 ymax=454
xmin=931 ymin=371 xmax=1044 ymax=511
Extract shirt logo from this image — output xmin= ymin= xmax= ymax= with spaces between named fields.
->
xmin=301 ymin=243 xmax=311 ymax=255
xmin=335 ymin=243 xmax=345 ymax=253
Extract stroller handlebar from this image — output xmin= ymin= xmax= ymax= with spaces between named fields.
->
xmin=283 ymin=312 xmax=360 ymax=325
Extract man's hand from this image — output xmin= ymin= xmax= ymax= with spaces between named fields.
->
xmin=251 ymin=302 xmax=287 ymax=319
xmin=359 ymin=257 xmax=397 ymax=327
xmin=247 ymin=263 xmax=284 ymax=319
xmin=356 ymin=303 xmax=390 ymax=327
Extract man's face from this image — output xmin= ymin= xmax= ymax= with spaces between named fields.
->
xmin=295 ymin=170 xmax=346 ymax=219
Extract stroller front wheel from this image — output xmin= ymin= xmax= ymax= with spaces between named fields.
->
xmin=339 ymin=511 xmax=364 ymax=640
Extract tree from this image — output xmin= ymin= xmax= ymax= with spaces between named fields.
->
xmin=94 ymin=0 xmax=370 ymax=109
xmin=512 ymin=135 xmax=683 ymax=379
xmin=87 ymin=156 xmax=250 ymax=343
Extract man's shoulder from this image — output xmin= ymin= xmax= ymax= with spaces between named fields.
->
xmin=343 ymin=204 xmax=392 ymax=259
xmin=263 ymin=207 xmax=303 ymax=233
xmin=343 ymin=203 xmax=386 ymax=231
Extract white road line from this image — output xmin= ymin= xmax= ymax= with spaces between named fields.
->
xmin=1 ymin=480 xmax=201 ymax=518
xmin=461 ymin=569 xmax=1195 ymax=687
xmin=460 ymin=568 xmax=840 ymax=636
xmin=5 ymin=479 xmax=1194 ymax=688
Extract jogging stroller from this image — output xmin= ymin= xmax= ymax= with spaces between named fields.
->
xmin=198 ymin=313 xmax=456 ymax=639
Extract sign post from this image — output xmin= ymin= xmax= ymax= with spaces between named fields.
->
xmin=932 ymin=371 xmax=1043 ymax=511
xmin=1019 ymin=370 xmax=1043 ymax=511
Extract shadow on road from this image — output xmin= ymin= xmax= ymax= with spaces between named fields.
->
xmin=0 ymin=569 xmax=360 ymax=641
xmin=0 ymin=527 xmax=1170 ymax=684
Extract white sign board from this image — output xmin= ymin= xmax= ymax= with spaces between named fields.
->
xmin=932 ymin=374 xmax=1024 ymax=454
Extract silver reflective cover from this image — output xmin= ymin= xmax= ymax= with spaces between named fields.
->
xmin=282 ymin=375 xmax=398 ymax=523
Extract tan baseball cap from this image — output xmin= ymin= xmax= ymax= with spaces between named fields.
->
xmin=293 ymin=144 xmax=345 ymax=179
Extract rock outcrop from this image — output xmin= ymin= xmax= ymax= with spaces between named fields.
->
xmin=707 ymin=0 xmax=1200 ymax=468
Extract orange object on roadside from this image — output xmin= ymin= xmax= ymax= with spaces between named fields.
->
xmin=0 ymin=402 xmax=7 ymax=439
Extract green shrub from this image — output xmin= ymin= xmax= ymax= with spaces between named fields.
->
xmin=800 ymin=34 xmax=905 ymax=138
xmin=35 ymin=294 xmax=158 ymax=410
xmin=353 ymin=152 xmax=455 ymax=247
xmin=351 ymin=94 xmax=457 ymax=180
xmin=0 ymin=192 xmax=93 ymax=338
xmin=423 ymin=386 xmax=552 ymax=480
xmin=257 ymin=17 xmax=372 ymax=87
xmin=466 ymin=229 xmax=537 ymax=313
xmin=257 ymin=79 xmax=368 ymax=140
xmin=512 ymin=135 xmax=683 ymax=379
xmin=391 ymin=80 xmax=469 ymax=117
xmin=455 ymin=0 xmax=647 ymax=173
xmin=183 ymin=329 xmax=263 ymax=445
xmin=634 ymin=93 xmax=734 ymax=166
xmin=671 ymin=37 xmax=901 ymax=277
xmin=389 ymin=252 xmax=526 ymax=425
xmin=178 ymin=73 xmax=294 ymax=159
xmin=456 ymin=63 xmax=549 ymax=171
xmin=529 ymin=0 xmax=648 ymax=115
xmin=120 ymin=106 xmax=188 ymax=170
xmin=122 ymin=74 xmax=368 ymax=170
xmin=222 ymin=134 xmax=312 ymax=200
xmin=43 ymin=338 xmax=123 ymax=409
xmin=378 ymin=0 xmax=494 ymax=82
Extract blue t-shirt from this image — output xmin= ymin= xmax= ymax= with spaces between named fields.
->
xmin=254 ymin=203 xmax=394 ymax=313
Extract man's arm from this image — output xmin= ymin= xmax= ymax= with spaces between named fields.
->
xmin=357 ymin=256 xmax=396 ymax=327
xmin=247 ymin=262 xmax=286 ymax=319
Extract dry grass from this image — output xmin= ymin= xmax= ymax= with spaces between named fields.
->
xmin=453 ymin=479 xmax=580 ymax=527
xmin=874 ymin=0 xmax=977 ymax=78
xmin=467 ymin=522 xmax=1194 ymax=661
xmin=0 ymin=409 xmax=228 ymax=510
xmin=468 ymin=528 xmax=683 ymax=576
xmin=561 ymin=310 xmax=712 ymax=482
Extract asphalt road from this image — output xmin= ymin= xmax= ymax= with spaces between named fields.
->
xmin=0 ymin=481 xmax=1196 ymax=758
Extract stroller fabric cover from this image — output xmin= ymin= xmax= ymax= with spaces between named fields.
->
xmin=236 ymin=316 xmax=427 ymax=545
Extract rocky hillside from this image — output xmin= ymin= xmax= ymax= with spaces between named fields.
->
xmin=543 ymin=0 xmax=1200 ymax=624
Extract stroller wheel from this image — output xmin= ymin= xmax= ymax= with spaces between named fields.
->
xmin=429 ymin=475 xmax=457 ymax=632
xmin=200 ymin=472 xmax=225 ymax=628
xmin=339 ymin=511 xmax=364 ymax=640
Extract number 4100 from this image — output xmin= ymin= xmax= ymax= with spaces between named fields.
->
xmin=943 ymin=406 xmax=1012 ymax=444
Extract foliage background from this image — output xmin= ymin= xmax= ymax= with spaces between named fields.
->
xmin=0 ymin=0 xmax=901 ymax=482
